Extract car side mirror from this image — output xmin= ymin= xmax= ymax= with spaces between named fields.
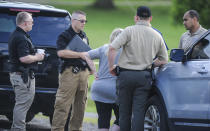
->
xmin=170 ymin=49 xmax=184 ymax=62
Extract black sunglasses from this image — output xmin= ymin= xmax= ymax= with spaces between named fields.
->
xmin=74 ymin=19 xmax=87 ymax=23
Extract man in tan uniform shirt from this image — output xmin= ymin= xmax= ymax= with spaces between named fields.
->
xmin=108 ymin=6 xmax=168 ymax=131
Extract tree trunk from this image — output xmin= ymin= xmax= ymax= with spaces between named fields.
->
xmin=93 ymin=0 xmax=115 ymax=9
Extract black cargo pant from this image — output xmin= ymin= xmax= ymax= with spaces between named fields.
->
xmin=117 ymin=70 xmax=152 ymax=131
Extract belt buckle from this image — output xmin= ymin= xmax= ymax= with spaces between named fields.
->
xmin=30 ymin=72 xmax=35 ymax=79
xmin=72 ymin=66 xmax=80 ymax=74
xmin=15 ymin=72 xmax=22 ymax=75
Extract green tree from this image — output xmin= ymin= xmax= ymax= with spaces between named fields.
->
xmin=172 ymin=0 xmax=210 ymax=29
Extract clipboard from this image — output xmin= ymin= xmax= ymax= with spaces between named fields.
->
xmin=66 ymin=34 xmax=91 ymax=52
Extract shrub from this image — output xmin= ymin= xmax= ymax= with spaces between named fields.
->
xmin=172 ymin=0 xmax=210 ymax=29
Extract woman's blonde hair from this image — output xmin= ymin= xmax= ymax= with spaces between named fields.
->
xmin=109 ymin=28 xmax=123 ymax=43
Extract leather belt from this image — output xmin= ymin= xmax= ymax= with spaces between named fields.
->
xmin=119 ymin=67 xmax=151 ymax=72
xmin=13 ymin=72 xmax=22 ymax=75
xmin=71 ymin=66 xmax=87 ymax=74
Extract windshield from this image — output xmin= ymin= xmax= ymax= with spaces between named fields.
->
xmin=0 ymin=13 xmax=70 ymax=47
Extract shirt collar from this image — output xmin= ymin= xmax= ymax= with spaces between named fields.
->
xmin=69 ymin=26 xmax=83 ymax=36
xmin=16 ymin=26 xmax=30 ymax=38
xmin=136 ymin=20 xmax=151 ymax=27
xmin=16 ymin=26 xmax=26 ymax=34
xmin=187 ymin=25 xmax=203 ymax=36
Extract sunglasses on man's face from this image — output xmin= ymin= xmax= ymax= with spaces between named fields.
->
xmin=74 ymin=19 xmax=87 ymax=23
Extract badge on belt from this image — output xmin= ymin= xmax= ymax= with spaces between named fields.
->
xmin=72 ymin=66 xmax=80 ymax=74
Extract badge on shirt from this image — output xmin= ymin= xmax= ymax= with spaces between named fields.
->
xmin=82 ymin=38 xmax=88 ymax=44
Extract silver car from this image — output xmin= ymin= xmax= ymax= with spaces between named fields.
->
xmin=144 ymin=30 xmax=210 ymax=131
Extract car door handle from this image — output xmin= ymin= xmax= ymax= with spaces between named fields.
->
xmin=197 ymin=69 xmax=208 ymax=74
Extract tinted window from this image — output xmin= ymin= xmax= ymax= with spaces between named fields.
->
xmin=191 ymin=34 xmax=210 ymax=59
xmin=203 ymin=34 xmax=210 ymax=57
xmin=30 ymin=15 xmax=70 ymax=47
xmin=0 ymin=13 xmax=16 ymax=43
xmin=0 ymin=13 xmax=70 ymax=47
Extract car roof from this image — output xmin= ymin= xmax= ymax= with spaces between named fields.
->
xmin=0 ymin=1 xmax=69 ymax=14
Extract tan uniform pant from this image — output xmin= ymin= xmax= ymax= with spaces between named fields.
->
xmin=51 ymin=67 xmax=89 ymax=131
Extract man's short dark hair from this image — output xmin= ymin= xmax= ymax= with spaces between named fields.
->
xmin=137 ymin=6 xmax=151 ymax=18
xmin=187 ymin=10 xmax=199 ymax=21
xmin=72 ymin=10 xmax=86 ymax=16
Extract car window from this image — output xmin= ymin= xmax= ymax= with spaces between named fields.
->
xmin=191 ymin=34 xmax=210 ymax=59
xmin=203 ymin=34 xmax=210 ymax=57
xmin=0 ymin=13 xmax=16 ymax=43
xmin=29 ymin=15 xmax=70 ymax=47
xmin=0 ymin=13 xmax=70 ymax=47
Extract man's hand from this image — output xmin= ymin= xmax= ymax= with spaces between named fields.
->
xmin=80 ymin=52 xmax=87 ymax=60
xmin=154 ymin=58 xmax=167 ymax=67
xmin=19 ymin=53 xmax=45 ymax=64
xmin=35 ymin=53 xmax=45 ymax=61
xmin=109 ymin=65 xmax=117 ymax=76
xmin=80 ymin=52 xmax=97 ymax=77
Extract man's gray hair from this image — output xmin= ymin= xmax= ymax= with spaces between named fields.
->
xmin=71 ymin=10 xmax=86 ymax=19
xmin=109 ymin=28 xmax=124 ymax=43
xmin=16 ymin=12 xmax=31 ymax=25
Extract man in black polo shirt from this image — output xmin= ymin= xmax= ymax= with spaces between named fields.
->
xmin=8 ymin=12 xmax=44 ymax=131
xmin=51 ymin=10 xmax=90 ymax=131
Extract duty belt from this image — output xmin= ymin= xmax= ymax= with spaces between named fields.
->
xmin=119 ymin=67 xmax=151 ymax=72
xmin=71 ymin=66 xmax=87 ymax=74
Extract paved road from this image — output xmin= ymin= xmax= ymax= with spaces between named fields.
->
xmin=0 ymin=114 xmax=97 ymax=131
xmin=0 ymin=115 xmax=50 ymax=131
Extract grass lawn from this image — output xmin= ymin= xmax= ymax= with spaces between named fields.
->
xmin=53 ymin=4 xmax=185 ymax=49
xmin=51 ymin=3 xmax=186 ymax=113
xmin=50 ymin=0 xmax=171 ymax=2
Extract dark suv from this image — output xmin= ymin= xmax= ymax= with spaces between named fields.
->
xmin=0 ymin=1 xmax=71 ymax=122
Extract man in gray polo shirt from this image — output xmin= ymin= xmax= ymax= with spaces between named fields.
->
xmin=108 ymin=6 xmax=168 ymax=131
xmin=179 ymin=10 xmax=207 ymax=53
